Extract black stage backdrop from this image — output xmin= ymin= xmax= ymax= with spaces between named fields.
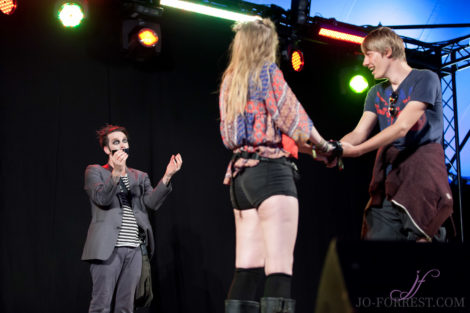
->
xmin=0 ymin=1 xmax=464 ymax=313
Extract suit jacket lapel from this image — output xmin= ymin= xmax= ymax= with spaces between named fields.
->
xmin=126 ymin=168 xmax=137 ymax=190
xmin=126 ymin=168 xmax=143 ymax=213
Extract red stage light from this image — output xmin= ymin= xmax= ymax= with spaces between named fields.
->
xmin=0 ymin=0 xmax=17 ymax=15
xmin=291 ymin=50 xmax=304 ymax=72
xmin=138 ymin=28 xmax=159 ymax=47
xmin=318 ymin=27 xmax=364 ymax=44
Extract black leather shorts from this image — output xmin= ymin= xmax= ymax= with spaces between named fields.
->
xmin=229 ymin=158 xmax=298 ymax=210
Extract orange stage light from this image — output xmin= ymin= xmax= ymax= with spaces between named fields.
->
xmin=0 ymin=0 xmax=17 ymax=15
xmin=291 ymin=50 xmax=304 ymax=72
xmin=138 ymin=28 xmax=159 ymax=47
xmin=318 ymin=27 xmax=364 ymax=44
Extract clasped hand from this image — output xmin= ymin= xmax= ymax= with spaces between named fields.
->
xmin=111 ymin=150 xmax=128 ymax=175
xmin=300 ymin=140 xmax=358 ymax=168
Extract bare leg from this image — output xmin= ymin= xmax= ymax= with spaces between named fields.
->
xmin=234 ymin=208 xmax=266 ymax=268
xmin=258 ymin=195 xmax=299 ymax=275
xmin=226 ymin=208 xmax=265 ymax=302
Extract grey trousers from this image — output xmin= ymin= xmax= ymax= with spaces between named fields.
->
xmin=365 ymin=199 xmax=424 ymax=241
xmin=89 ymin=246 xmax=142 ymax=313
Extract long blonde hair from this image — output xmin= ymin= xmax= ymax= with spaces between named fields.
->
xmin=221 ymin=18 xmax=279 ymax=122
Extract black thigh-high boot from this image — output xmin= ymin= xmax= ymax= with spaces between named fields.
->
xmin=260 ymin=298 xmax=295 ymax=313
xmin=225 ymin=300 xmax=260 ymax=313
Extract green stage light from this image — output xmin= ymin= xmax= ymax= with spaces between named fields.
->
xmin=160 ymin=0 xmax=260 ymax=22
xmin=58 ymin=2 xmax=85 ymax=27
xmin=349 ymin=75 xmax=368 ymax=93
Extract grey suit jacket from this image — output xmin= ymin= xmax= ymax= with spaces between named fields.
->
xmin=81 ymin=164 xmax=172 ymax=261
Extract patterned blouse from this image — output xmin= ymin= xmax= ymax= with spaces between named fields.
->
xmin=219 ymin=62 xmax=313 ymax=184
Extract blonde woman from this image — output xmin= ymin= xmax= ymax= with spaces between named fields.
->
xmin=219 ymin=19 xmax=335 ymax=313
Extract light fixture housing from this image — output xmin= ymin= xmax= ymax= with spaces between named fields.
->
xmin=122 ymin=19 xmax=162 ymax=61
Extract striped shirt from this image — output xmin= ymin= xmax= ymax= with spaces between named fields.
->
xmin=115 ymin=175 xmax=141 ymax=247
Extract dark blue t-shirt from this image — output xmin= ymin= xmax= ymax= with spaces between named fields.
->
xmin=364 ymin=69 xmax=443 ymax=150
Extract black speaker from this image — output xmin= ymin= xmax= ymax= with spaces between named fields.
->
xmin=315 ymin=239 xmax=469 ymax=313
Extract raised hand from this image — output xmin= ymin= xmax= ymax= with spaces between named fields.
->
xmin=162 ymin=153 xmax=183 ymax=185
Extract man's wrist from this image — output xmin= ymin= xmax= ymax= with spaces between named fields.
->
xmin=111 ymin=168 xmax=125 ymax=183
xmin=111 ymin=173 xmax=120 ymax=184
xmin=356 ymin=145 xmax=364 ymax=157
xmin=162 ymin=174 xmax=172 ymax=186
xmin=314 ymin=139 xmax=330 ymax=153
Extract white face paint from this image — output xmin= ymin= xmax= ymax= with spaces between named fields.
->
xmin=104 ymin=131 xmax=129 ymax=156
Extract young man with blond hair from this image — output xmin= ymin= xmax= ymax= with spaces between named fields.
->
xmin=337 ymin=27 xmax=453 ymax=241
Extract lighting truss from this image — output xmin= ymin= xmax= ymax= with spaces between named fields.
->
xmin=441 ymin=75 xmax=457 ymax=169
xmin=435 ymin=35 xmax=470 ymax=185
xmin=440 ymin=34 xmax=470 ymax=74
